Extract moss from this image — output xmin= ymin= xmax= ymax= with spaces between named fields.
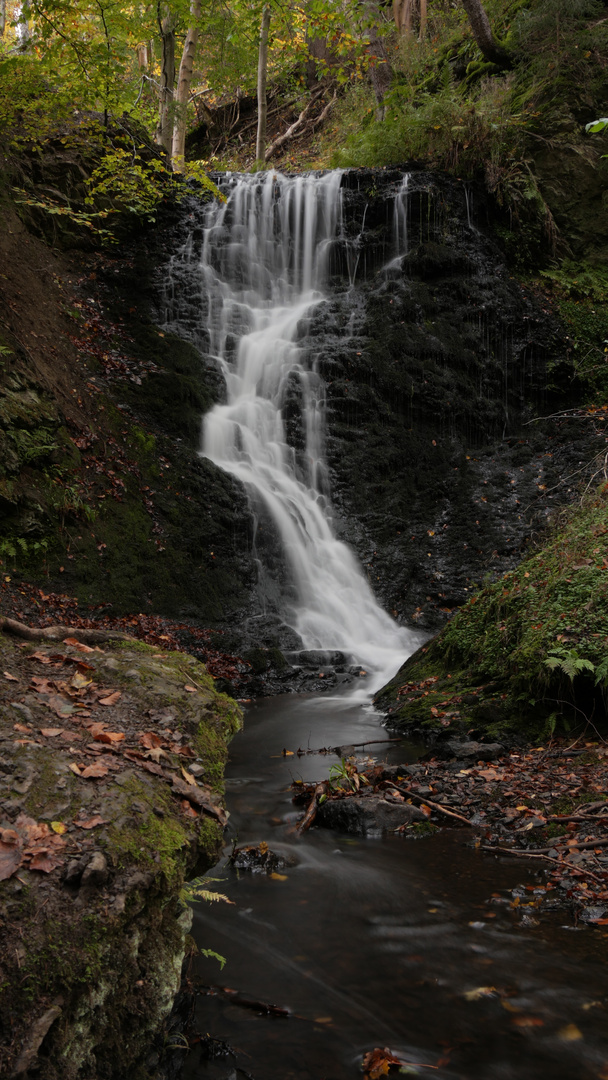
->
xmin=377 ymin=484 xmax=608 ymax=739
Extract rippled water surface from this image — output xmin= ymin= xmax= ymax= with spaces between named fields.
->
xmin=184 ymin=690 xmax=608 ymax=1080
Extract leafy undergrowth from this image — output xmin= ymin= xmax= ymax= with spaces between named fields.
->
xmin=376 ymin=484 xmax=608 ymax=740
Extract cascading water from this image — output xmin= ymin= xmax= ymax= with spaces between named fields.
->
xmin=165 ymin=170 xmax=419 ymax=683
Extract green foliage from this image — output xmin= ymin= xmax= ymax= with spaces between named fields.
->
xmin=544 ymin=647 xmax=595 ymax=680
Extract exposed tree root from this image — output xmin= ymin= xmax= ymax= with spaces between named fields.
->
xmin=0 ymin=617 xmax=132 ymax=645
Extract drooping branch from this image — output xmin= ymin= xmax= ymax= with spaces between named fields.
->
xmin=460 ymin=0 xmax=511 ymax=68
xmin=264 ymin=88 xmax=325 ymax=161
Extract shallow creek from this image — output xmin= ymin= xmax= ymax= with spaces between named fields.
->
xmin=185 ymin=687 xmax=608 ymax=1080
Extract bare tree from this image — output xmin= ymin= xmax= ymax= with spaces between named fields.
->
xmin=460 ymin=0 xmax=511 ymax=68
xmin=156 ymin=3 xmax=176 ymax=154
xmin=0 ymin=0 xmax=6 ymax=37
xmin=255 ymin=5 xmax=271 ymax=166
xmin=171 ymin=0 xmax=201 ymax=172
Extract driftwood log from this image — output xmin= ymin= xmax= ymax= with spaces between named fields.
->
xmin=0 ymin=617 xmax=133 ymax=645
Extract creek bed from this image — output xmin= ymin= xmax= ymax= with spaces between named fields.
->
xmin=185 ymin=688 xmax=608 ymax=1080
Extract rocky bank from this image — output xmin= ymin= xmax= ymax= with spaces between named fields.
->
xmin=0 ymin=626 xmax=241 ymax=1078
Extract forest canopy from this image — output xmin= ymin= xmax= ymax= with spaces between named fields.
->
xmin=1 ymin=0 xmax=607 ymax=251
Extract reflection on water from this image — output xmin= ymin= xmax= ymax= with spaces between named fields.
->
xmin=185 ymin=691 xmax=608 ymax=1080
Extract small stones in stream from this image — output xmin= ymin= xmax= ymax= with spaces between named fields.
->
xmin=229 ymin=841 xmax=294 ymax=874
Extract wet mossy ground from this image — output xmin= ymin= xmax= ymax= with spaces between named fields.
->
xmin=375 ymin=484 xmax=608 ymax=741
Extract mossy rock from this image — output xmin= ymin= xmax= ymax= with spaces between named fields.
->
xmin=376 ymin=484 xmax=608 ymax=741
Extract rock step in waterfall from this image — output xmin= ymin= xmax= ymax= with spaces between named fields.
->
xmin=165 ymin=170 xmax=420 ymax=684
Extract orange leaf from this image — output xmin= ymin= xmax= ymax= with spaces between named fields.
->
xmin=29 ymin=852 xmax=63 ymax=873
xmin=75 ymin=815 xmax=107 ymax=829
xmin=99 ymin=691 xmax=122 ymax=706
xmin=3 ymin=671 xmax=19 ymax=682
xmin=68 ymin=762 xmax=82 ymax=776
xmin=13 ymin=723 xmax=31 ymax=733
xmin=140 ymin=731 xmax=162 ymax=748
xmin=40 ymin=728 xmax=64 ymax=737
xmin=95 ymin=731 xmax=125 ymax=744
xmin=184 ymin=684 xmax=198 ymax=693
xmin=80 ymin=763 xmax=109 ymax=779
xmin=63 ymin=638 xmax=95 ymax=652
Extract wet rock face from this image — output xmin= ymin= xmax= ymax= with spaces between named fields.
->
xmin=306 ymin=168 xmax=586 ymax=632
xmin=154 ymin=167 xmax=587 ymax=653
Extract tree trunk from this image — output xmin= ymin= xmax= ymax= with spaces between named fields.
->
xmin=171 ymin=0 xmax=201 ymax=172
xmin=0 ymin=0 xmax=6 ymax=37
xmin=393 ymin=0 xmax=414 ymax=37
xmin=460 ymin=0 xmax=511 ymax=68
xmin=156 ymin=5 xmax=176 ymax=154
xmin=255 ymin=6 xmax=271 ymax=167
xmin=366 ymin=17 xmax=394 ymax=120
xmin=419 ymin=0 xmax=427 ymax=40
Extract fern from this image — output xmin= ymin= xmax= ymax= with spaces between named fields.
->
xmin=544 ymin=648 xmax=595 ymax=681
xmin=199 ymin=948 xmax=227 ymax=970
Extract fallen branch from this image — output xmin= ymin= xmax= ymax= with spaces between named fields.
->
xmin=310 ymin=90 xmax=337 ymax=131
xmin=481 ymin=844 xmax=603 ymax=884
xmin=0 ymin=617 xmax=132 ymax=645
xmin=397 ymin=785 xmax=474 ymax=827
xmin=529 ymin=836 xmax=608 ymax=855
xmin=297 ymin=783 xmax=325 ymax=833
xmin=264 ymin=90 xmax=324 ymax=161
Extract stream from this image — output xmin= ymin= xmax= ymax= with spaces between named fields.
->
xmin=184 ymin=687 xmax=607 ymax=1080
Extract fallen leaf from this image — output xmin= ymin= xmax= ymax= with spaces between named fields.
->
xmin=558 ymin=1024 xmax=583 ymax=1041
xmin=29 ymin=852 xmax=63 ymax=873
xmin=140 ymin=732 xmax=162 ymax=748
xmin=27 ymin=651 xmax=54 ymax=664
xmin=98 ymin=691 xmax=121 ymax=706
xmin=40 ymin=728 xmax=64 ymax=738
xmin=362 ymin=1047 xmax=406 ymax=1079
xmin=511 ymin=1016 xmax=544 ymax=1028
xmin=68 ymin=763 xmax=82 ymax=776
xmin=13 ymin=723 xmax=30 ymax=733
xmin=50 ymin=822 xmax=67 ymax=834
xmin=95 ymin=731 xmax=125 ymax=744
xmin=0 ymin=841 xmax=23 ymax=881
xmin=269 ymin=872 xmax=288 ymax=881
xmin=181 ymin=766 xmax=197 ymax=786
xmin=464 ymin=986 xmax=497 ymax=1001
xmin=71 ymin=672 xmax=92 ymax=689
xmin=80 ymin=763 xmax=109 ymax=779
xmin=3 ymin=671 xmax=19 ymax=682
xmin=75 ymin=816 xmax=107 ymax=829
xmin=46 ymin=694 xmax=76 ymax=718
xmin=180 ymin=799 xmax=199 ymax=818
xmin=86 ymin=722 xmax=107 ymax=737
xmin=145 ymin=747 xmax=169 ymax=763
xmin=184 ymin=684 xmax=198 ymax=693
xmin=60 ymin=730 xmax=82 ymax=741
xmin=63 ymin=638 xmax=95 ymax=652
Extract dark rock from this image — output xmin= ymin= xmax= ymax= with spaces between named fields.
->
xmin=10 ymin=1004 xmax=62 ymax=1077
xmin=317 ymin=794 xmax=427 ymax=835
xmin=80 ymin=850 xmax=109 ymax=888
xmin=431 ymin=740 xmax=505 ymax=761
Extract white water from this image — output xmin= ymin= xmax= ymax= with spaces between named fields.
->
xmin=170 ymin=170 xmax=420 ymax=684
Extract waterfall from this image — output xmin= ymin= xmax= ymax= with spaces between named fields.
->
xmin=165 ymin=170 xmax=419 ymax=680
